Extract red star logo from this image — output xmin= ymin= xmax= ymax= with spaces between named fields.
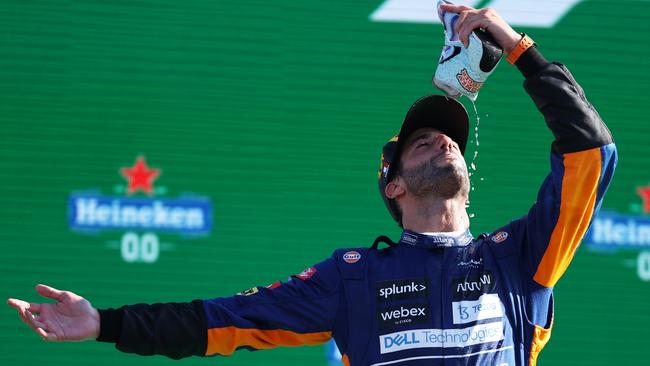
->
xmin=121 ymin=156 xmax=160 ymax=195
xmin=638 ymin=186 xmax=650 ymax=213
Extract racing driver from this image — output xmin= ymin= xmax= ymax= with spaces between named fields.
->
xmin=8 ymin=4 xmax=617 ymax=366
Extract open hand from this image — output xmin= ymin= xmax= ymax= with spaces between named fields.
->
xmin=440 ymin=3 xmax=521 ymax=53
xmin=7 ymin=284 xmax=100 ymax=342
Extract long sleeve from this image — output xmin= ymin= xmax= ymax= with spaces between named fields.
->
xmin=510 ymin=46 xmax=618 ymax=289
xmin=96 ymin=256 xmax=341 ymax=359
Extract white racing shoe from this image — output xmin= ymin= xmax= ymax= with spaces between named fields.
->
xmin=433 ymin=0 xmax=503 ymax=101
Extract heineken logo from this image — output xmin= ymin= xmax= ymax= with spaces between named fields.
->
xmin=68 ymin=156 xmax=212 ymax=263
xmin=584 ymin=183 xmax=650 ymax=281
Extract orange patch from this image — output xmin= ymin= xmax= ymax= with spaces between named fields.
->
xmin=206 ymin=327 xmax=331 ymax=356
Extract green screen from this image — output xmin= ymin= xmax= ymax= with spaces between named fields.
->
xmin=2 ymin=1 xmax=649 ymax=365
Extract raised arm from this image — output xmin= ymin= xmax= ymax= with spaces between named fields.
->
xmin=443 ymin=3 xmax=617 ymax=288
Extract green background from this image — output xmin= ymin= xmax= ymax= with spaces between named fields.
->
xmin=1 ymin=0 xmax=649 ymax=365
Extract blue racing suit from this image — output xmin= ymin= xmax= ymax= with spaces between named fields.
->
xmin=97 ymin=46 xmax=617 ymax=366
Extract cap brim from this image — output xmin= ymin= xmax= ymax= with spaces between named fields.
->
xmin=397 ymin=94 xmax=469 ymax=156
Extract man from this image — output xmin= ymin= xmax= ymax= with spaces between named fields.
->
xmin=7 ymin=4 xmax=616 ymax=366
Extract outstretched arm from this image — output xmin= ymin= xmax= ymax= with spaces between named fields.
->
xmin=8 ymin=256 xmax=342 ymax=360
xmin=7 ymin=284 xmax=100 ymax=342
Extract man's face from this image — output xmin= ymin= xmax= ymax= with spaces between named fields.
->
xmin=397 ymin=128 xmax=469 ymax=199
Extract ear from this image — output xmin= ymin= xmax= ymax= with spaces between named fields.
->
xmin=385 ymin=178 xmax=406 ymax=200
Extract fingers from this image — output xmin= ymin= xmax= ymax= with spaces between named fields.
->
xmin=7 ymin=298 xmax=28 ymax=310
xmin=9 ymin=301 xmax=58 ymax=341
xmin=7 ymin=298 xmax=41 ymax=313
xmin=439 ymin=3 xmax=474 ymax=13
xmin=457 ymin=15 xmax=487 ymax=47
xmin=8 ymin=295 xmax=62 ymax=342
xmin=448 ymin=7 xmax=494 ymax=48
xmin=29 ymin=315 xmax=58 ymax=342
xmin=35 ymin=318 xmax=60 ymax=341
xmin=18 ymin=307 xmax=45 ymax=333
xmin=454 ymin=11 xmax=473 ymax=47
xmin=35 ymin=284 xmax=66 ymax=302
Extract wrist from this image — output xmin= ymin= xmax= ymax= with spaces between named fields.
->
xmin=96 ymin=307 xmax=124 ymax=343
xmin=506 ymin=34 xmax=535 ymax=64
xmin=90 ymin=307 xmax=101 ymax=340
xmin=502 ymin=31 xmax=523 ymax=54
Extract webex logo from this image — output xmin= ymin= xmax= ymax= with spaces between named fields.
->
xmin=377 ymin=305 xmax=429 ymax=330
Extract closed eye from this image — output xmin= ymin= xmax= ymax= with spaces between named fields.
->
xmin=413 ymin=134 xmax=430 ymax=148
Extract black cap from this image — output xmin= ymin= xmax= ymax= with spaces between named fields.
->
xmin=378 ymin=95 xmax=469 ymax=225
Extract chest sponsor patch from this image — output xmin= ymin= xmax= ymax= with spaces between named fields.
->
xmin=377 ymin=304 xmax=430 ymax=330
xmin=379 ymin=321 xmax=504 ymax=354
xmin=452 ymin=293 xmax=504 ymax=324
xmin=376 ymin=278 xmax=428 ymax=302
xmin=452 ymin=272 xmax=495 ymax=301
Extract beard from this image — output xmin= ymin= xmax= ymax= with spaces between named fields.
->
xmin=400 ymin=154 xmax=469 ymax=200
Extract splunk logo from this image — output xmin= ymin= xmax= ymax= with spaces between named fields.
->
xmin=376 ymin=278 xmax=428 ymax=302
xmin=67 ymin=156 xmax=212 ymax=263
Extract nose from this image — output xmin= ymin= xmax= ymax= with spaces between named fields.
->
xmin=434 ymin=133 xmax=454 ymax=152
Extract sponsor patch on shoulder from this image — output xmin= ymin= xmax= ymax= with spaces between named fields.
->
xmin=266 ymin=281 xmax=282 ymax=289
xmin=343 ymin=250 xmax=361 ymax=263
xmin=295 ymin=266 xmax=317 ymax=280
xmin=491 ymin=231 xmax=508 ymax=243
xmin=237 ymin=287 xmax=259 ymax=296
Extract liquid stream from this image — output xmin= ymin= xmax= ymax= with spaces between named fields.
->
xmin=466 ymin=100 xmax=484 ymax=220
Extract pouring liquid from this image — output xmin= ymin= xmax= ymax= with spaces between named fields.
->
xmin=466 ymin=100 xmax=484 ymax=219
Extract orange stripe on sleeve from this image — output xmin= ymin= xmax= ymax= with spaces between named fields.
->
xmin=205 ymin=326 xmax=331 ymax=356
xmin=342 ymin=354 xmax=351 ymax=366
xmin=528 ymin=324 xmax=552 ymax=366
xmin=533 ymin=147 xmax=602 ymax=287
